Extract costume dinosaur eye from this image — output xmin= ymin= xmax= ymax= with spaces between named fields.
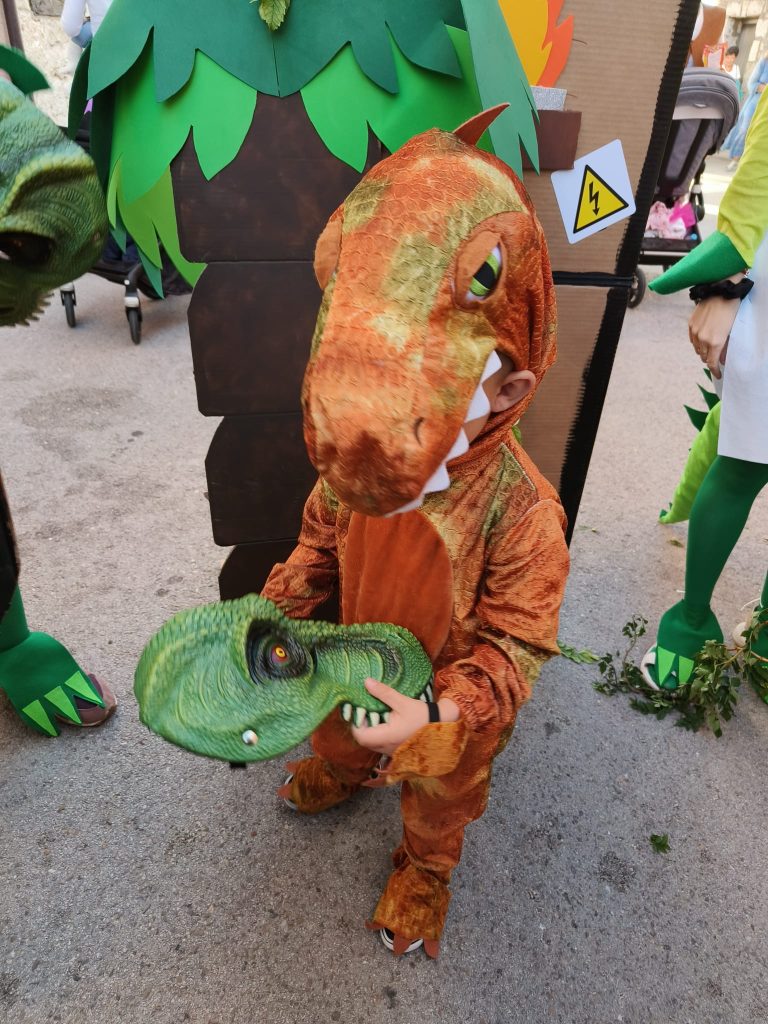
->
xmin=270 ymin=645 xmax=289 ymax=666
xmin=246 ymin=626 xmax=311 ymax=684
xmin=466 ymin=245 xmax=502 ymax=301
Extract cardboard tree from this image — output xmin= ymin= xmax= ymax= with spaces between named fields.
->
xmin=79 ymin=0 xmax=699 ymax=600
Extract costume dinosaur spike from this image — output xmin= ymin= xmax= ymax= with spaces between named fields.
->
xmin=135 ymin=595 xmax=433 ymax=762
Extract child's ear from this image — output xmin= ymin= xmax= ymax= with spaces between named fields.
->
xmin=490 ymin=370 xmax=536 ymax=413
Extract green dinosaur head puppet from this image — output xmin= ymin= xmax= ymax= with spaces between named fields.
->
xmin=0 ymin=69 xmax=107 ymax=326
xmin=304 ymin=105 xmax=557 ymax=517
xmin=135 ymin=594 xmax=433 ymax=762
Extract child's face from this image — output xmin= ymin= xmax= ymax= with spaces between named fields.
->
xmin=462 ymin=351 xmax=536 ymax=444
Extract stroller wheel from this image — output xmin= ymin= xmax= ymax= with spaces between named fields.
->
xmin=126 ymin=305 xmax=142 ymax=345
xmin=628 ymin=268 xmax=647 ymax=309
xmin=60 ymin=287 xmax=77 ymax=328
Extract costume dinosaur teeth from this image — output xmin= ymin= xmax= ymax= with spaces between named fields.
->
xmin=389 ymin=350 xmax=504 ymax=515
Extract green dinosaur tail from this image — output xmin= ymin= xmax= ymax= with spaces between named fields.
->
xmin=660 ymin=401 xmax=721 ymax=525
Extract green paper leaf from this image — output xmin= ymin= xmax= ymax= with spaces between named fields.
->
xmin=86 ymin=0 xmax=465 ymax=102
xmin=650 ymin=833 xmax=670 ymax=854
xmin=0 ymin=45 xmax=49 ymax=95
xmin=112 ymin=164 xmax=204 ymax=288
xmin=458 ymin=0 xmax=539 ymax=175
xmin=301 ymin=28 xmax=486 ymax=173
xmin=111 ymin=44 xmax=257 ymax=206
xmin=88 ymin=0 xmax=275 ymax=102
xmin=257 ymin=0 xmax=290 ymax=31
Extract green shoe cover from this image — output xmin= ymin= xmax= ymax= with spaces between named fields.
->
xmin=0 ymin=589 xmax=102 ymax=735
xmin=650 ymin=601 xmax=724 ymax=690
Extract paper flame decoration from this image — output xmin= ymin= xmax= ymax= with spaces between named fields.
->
xmin=499 ymin=0 xmax=574 ymax=87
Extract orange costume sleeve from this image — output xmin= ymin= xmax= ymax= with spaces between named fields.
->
xmin=436 ymin=497 xmax=569 ymax=737
xmin=262 ymin=480 xmax=339 ymax=619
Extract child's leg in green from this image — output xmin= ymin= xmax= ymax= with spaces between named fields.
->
xmin=654 ymin=456 xmax=768 ymax=687
xmin=0 ymin=585 xmax=103 ymax=735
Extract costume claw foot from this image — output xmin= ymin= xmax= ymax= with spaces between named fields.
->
xmin=0 ymin=630 xmax=114 ymax=735
xmin=276 ymin=756 xmax=360 ymax=814
xmin=368 ymin=853 xmax=449 ymax=958
xmin=277 ymin=764 xmax=299 ymax=811
xmin=642 ymin=602 xmax=723 ymax=690
xmin=373 ymin=924 xmax=439 ymax=957
xmin=641 ymin=645 xmax=695 ymax=691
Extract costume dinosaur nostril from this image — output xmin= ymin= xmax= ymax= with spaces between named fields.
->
xmin=413 ymin=418 xmax=426 ymax=445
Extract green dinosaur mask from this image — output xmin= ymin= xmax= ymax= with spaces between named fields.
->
xmin=0 ymin=81 xmax=107 ymax=326
xmin=134 ymin=594 xmax=433 ymax=762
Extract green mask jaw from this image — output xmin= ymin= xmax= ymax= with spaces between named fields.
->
xmin=135 ymin=595 xmax=434 ymax=763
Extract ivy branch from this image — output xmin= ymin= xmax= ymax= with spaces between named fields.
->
xmin=562 ymin=614 xmax=768 ymax=738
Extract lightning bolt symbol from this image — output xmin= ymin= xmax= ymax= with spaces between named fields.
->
xmin=589 ymin=181 xmax=600 ymax=216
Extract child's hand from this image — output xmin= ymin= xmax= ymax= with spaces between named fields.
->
xmin=351 ymin=678 xmax=460 ymax=756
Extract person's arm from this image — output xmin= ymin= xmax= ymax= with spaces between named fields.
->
xmin=60 ymin=0 xmax=87 ymax=39
xmin=354 ymin=498 xmax=569 ymax=772
xmin=435 ymin=499 xmax=569 ymax=734
xmin=261 ymin=479 xmax=339 ymax=619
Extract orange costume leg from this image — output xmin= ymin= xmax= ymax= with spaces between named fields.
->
xmin=367 ymin=724 xmax=514 ymax=957
xmin=280 ymin=708 xmax=380 ymax=813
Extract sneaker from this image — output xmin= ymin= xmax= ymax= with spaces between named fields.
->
xmin=379 ymin=928 xmax=423 ymax=955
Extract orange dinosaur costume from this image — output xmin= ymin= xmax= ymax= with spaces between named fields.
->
xmin=262 ymin=109 xmax=569 ymax=957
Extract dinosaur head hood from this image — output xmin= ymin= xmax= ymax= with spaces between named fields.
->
xmin=0 ymin=81 xmax=107 ymax=326
xmin=303 ymin=110 xmax=556 ymax=517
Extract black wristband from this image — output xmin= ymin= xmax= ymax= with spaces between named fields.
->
xmin=426 ymin=701 xmax=440 ymax=724
xmin=689 ymin=278 xmax=753 ymax=303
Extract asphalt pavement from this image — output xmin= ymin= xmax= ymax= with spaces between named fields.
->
xmin=0 ymin=169 xmax=766 ymax=1024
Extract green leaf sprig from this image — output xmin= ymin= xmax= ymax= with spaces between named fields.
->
xmin=254 ymin=0 xmax=290 ymax=31
xmin=585 ymin=614 xmax=768 ymax=737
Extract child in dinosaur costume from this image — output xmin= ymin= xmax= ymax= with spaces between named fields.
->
xmin=644 ymin=91 xmax=768 ymax=690
xmin=261 ymin=107 xmax=569 ymax=957
xmin=0 ymin=48 xmax=115 ymax=733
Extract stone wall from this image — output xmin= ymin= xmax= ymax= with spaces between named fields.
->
xmin=15 ymin=0 xmax=74 ymax=125
xmin=725 ymin=0 xmax=768 ymax=80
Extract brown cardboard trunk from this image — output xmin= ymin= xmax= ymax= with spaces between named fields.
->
xmin=172 ymin=1 xmax=700 ymax=601
xmin=518 ymin=0 xmax=700 ymax=523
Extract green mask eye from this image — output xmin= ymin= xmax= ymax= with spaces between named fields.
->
xmin=467 ymin=245 xmax=502 ymax=301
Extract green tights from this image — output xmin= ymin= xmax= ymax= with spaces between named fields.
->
xmin=656 ymin=455 xmax=768 ymax=684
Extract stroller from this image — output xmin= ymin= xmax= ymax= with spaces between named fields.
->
xmin=629 ymin=67 xmax=740 ymax=308
xmin=58 ymin=117 xmax=191 ymax=345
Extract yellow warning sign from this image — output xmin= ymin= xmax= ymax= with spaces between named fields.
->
xmin=573 ymin=166 xmax=629 ymax=234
